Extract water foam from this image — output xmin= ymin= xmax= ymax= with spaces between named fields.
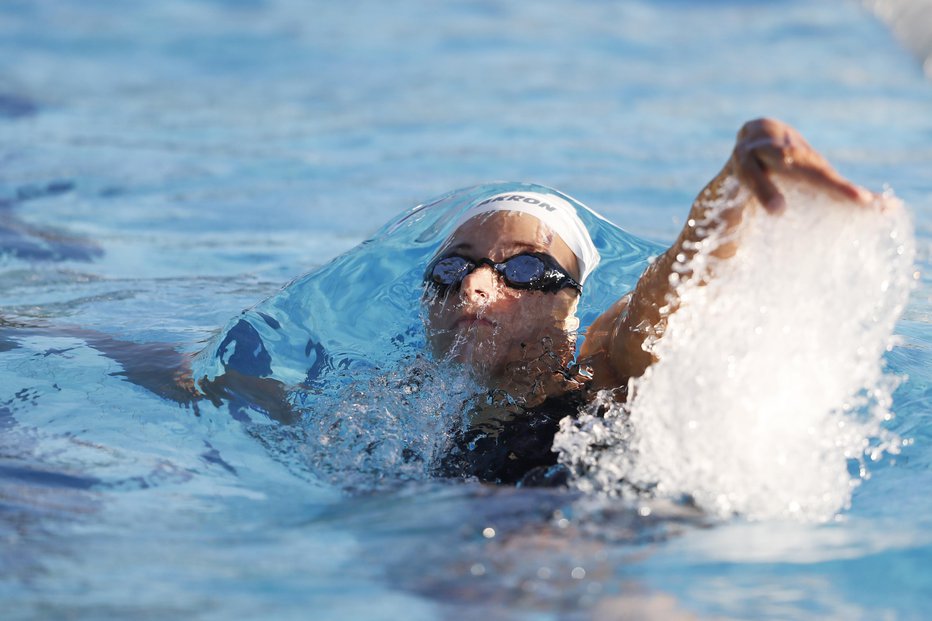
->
xmin=281 ymin=357 xmax=479 ymax=491
xmin=556 ymin=179 xmax=915 ymax=521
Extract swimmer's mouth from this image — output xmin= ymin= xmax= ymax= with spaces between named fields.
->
xmin=454 ymin=315 xmax=496 ymax=329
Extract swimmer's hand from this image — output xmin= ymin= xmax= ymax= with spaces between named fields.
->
xmin=584 ymin=118 xmax=877 ymax=389
xmin=731 ymin=118 xmax=873 ymax=214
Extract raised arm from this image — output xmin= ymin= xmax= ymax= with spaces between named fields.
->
xmin=580 ymin=118 xmax=873 ymax=392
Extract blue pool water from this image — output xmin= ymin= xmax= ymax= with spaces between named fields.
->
xmin=2 ymin=1 xmax=932 ymax=619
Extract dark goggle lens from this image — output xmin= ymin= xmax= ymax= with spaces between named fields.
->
xmin=500 ymin=254 xmax=546 ymax=286
xmin=430 ymin=256 xmax=471 ymax=285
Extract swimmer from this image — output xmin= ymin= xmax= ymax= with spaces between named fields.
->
xmin=428 ymin=118 xmax=869 ymax=398
xmin=425 ymin=118 xmax=873 ymax=484
xmin=11 ymin=118 xmax=873 ymax=484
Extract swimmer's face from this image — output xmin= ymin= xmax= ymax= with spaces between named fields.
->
xmin=423 ymin=211 xmax=580 ymax=381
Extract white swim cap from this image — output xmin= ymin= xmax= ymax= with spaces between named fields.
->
xmin=452 ymin=191 xmax=601 ymax=284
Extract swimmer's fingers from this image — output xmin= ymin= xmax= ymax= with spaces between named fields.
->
xmin=781 ymin=155 xmax=874 ymax=205
xmin=732 ymin=140 xmax=785 ymax=214
xmin=755 ymin=145 xmax=874 ymax=207
xmin=734 ymin=118 xmax=873 ymax=213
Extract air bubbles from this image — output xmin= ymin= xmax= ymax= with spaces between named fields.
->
xmin=482 ymin=527 xmax=496 ymax=539
xmin=571 ymin=566 xmax=586 ymax=580
xmin=292 ymin=357 xmax=481 ymax=490
xmin=470 ymin=563 xmax=486 ymax=576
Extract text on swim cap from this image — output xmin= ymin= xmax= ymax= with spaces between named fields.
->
xmin=476 ymin=194 xmax=558 ymax=212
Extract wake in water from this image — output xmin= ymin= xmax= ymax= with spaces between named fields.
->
xmin=556 ymin=179 xmax=915 ymax=521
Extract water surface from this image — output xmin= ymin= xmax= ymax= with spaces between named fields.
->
xmin=2 ymin=1 xmax=932 ymax=619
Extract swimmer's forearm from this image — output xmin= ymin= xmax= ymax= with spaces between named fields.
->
xmin=604 ymin=166 xmax=751 ymax=381
xmin=595 ymin=119 xmax=872 ymax=387
xmin=196 ymin=369 xmax=298 ymax=425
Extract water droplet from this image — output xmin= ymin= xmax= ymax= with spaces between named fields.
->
xmin=571 ymin=566 xmax=586 ymax=580
xmin=482 ymin=527 xmax=495 ymax=539
xmin=470 ymin=563 xmax=486 ymax=576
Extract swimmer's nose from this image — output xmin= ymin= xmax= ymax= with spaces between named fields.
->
xmin=459 ymin=265 xmax=501 ymax=306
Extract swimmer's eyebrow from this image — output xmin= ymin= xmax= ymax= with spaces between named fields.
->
xmin=444 ymin=241 xmax=544 ymax=256
xmin=503 ymin=242 xmax=546 ymax=255
xmin=445 ymin=241 xmax=474 ymax=254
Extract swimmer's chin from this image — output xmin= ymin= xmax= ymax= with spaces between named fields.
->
xmin=446 ymin=342 xmax=495 ymax=369
xmin=435 ymin=340 xmax=505 ymax=381
xmin=426 ymin=320 xmax=507 ymax=379
xmin=453 ymin=315 xmax=497 ymax=330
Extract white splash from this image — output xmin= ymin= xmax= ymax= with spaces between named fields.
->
xmin=556 ymin=180 xmax=915 ymax=521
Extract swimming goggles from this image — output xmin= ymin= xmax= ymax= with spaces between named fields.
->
xmin=424 ymin=252 xmax=581 ymax=294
